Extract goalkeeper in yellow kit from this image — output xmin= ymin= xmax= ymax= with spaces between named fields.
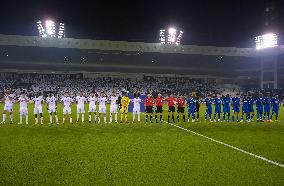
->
xmin=120 ymin=92 xmax=130 ymax=123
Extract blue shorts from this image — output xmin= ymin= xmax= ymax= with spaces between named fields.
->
xmin=242 ymin=107 xmax=248 ymax=113
xmin=215 ymin=107 xmax=221 ymax=113
xmin=233 ymin=106 xmax=240 ymax=112
xmin=223 ymin=108 xmax=230 ymax=113
xmin=264 ymin=107 xmax=270 ymax=112
xmin=248 ymin=107 xmax=254 ymax=112
xmin=206 ymin=107 xmax=212 ymax=115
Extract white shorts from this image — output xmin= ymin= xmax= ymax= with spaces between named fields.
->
xmin=88 ymin=105 xmax=96 ymax=113
xmin=34 ymin=106 xmax=43 ymax=114
xmin=20 ymin=107 xmax=28 ymax=115
xmin=4 ymin=104 xmax=13 ymax=112
xmin=99 ymin=106 xmax=106 ymax=113
xmin=77 ymin=105 xmax=85 ymax=114
xmin=48 ymin=106 xmax=56 ymax=113
xmin=63 ymin=107 xmax=71 ymax=115
xmin=110 ymin=105 xmax=117 ymax=113
xmin=133 ymin=107 xmax=140 ymax=114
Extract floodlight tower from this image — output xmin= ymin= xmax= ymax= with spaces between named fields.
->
xmin=36 ymin=19 xmax=66 ymax=38
xmin=159 ymin=27 xmax=183 ymax=45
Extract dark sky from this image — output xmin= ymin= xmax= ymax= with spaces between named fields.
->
xmin=0 ymin=0 xmax=283 ymax=47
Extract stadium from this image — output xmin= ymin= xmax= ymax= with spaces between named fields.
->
xmin=0 ymin=1 xmax=284 ymax=185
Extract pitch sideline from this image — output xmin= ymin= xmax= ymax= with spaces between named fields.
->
xmin=164 ymin=121 xmax=284 ymax=168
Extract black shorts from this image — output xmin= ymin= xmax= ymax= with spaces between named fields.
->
xmin=146 ymin=106 xmax=153 ymax=113
xmin=156 ymin=106 xmax=163 ymax=113
xmin=168 ymin=106 xmax=175 ymax=112
xmin=177 ymin=106 xmax=185 ymax=113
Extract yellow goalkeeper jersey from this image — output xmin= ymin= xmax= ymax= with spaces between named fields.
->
xmin=121 ymin=96 xmax=130 ymax=107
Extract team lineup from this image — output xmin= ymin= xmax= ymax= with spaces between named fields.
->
xmin=1 ymin=90 xmax=281 ymax=125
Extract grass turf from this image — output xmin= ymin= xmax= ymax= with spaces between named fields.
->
xmin=0 ymin=103 xmax=283 ymax=185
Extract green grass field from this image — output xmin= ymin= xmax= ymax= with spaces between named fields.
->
xmin=0 ymin=103 xmax=283 ymax=185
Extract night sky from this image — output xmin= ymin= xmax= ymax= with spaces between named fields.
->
xmin=0 ymin=0 xmax=283 ymax=47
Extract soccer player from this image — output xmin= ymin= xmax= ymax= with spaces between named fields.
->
xmin=109 ymin=92 xmax=118 ymax=123
xmin=222 ymin=94 xmax=231 ymax=122
xmin=241 ymin=95 xmax=249 ymax=122
xmin=145 ymin=93 xmax=154 ymax=123
xmin=98 ymin=92 xmax=107 ymax=123
xmin=248 ymin=94 xmax=255 ymax=121
xmin=263 ymin=94 xmax=271 ymax=122
xmin=214 ymin=94 xmax=222 ymax=122
xmin=33 ymin=93 xmax=44 ymax=124
xmin=271 ymin=95 xmax=280 ymax=122
xmin=177 ymin=95 xmax=186 ymax=122
xmin=46 ymin=93 xmax=58 ymax=125
xmin=256 ymin=94 xmax=264 ymax=122
xmin=205 ymin=95 xmax=213 ymax=122
xmin=1 ymin=92 xmax=14 ymax=124
xmin=194 ymin=95 xmax=201 ymax=122
xmin=88 ymin=92 xmax=97 ymax=123
xmin=76 ymin=91 xmax=86 ymax=123
xmin=155 ymin=93 xmax=164 ymax=123
xmin=187 ymin=94 xmax=195 ymax=122
xmin=61 ymin=92 xmax=73 ymax=124
xmin=167 ymin=94 xmax=177 ymax=123
xmin=232 ymin=94 xmax=240 ymax=122
xmin=18 ymin=92 xmax=29 ymax=125
xmin=132 ymin=92 xmax=141 ymax=123
xmin=120 ymin=92 xmax=130 ymax=123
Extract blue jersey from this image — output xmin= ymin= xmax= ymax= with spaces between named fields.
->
xmin=271 ymin=97 xmax=280 ymax=111
xmin=242 ymin=97 xmax=249 ymax=113
xmin=187 ymin=98 xmax=195 ymax=111
xmin=205 ymin=97 xmax=213 ymax=114
xmin=263 ymin=97 xmax=271 ymax=112
xmin=248 ymin=97 xmax=254 ymax=112
xmin=214 ymin=98 xmax=222 ymax=113
xmin=222 ymin=97 xmax=231 ymax=112
xmin=256 ymin=97 xmax=263 ymax=111
xmin=232 ymin=97 xmax=240 ymax=112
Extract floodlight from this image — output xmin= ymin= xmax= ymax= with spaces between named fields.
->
xmin=159 ymin=27 xmax=183 ymax=45
xmin=36 ymin=19 xmax=66 ymax=38
xmin=255 ymin=33 xmax=278 ymax=50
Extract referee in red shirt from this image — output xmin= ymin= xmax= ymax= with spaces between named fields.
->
xmin=177 ymin=95 xmax=186 ymax=122
xmin=155 ymin=93 xmax=164 ymax=123
xmin=144 ymin=94 xmax=154 ymax=123
xmin=167 ymin=94 xmax=177 ymax=123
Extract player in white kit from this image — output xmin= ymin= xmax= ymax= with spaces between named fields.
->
xmin=98 ymin=92 xmax=107 ymax=123
xmin=33 ymin=93 xmax=44 ymax=124
xmin=132 ymin=93 xmax=142 ymax=123
xmin=18 ymin=92 xmax=29 ymax=125
xmin=109 ymin=92 xmax=118 ymax=123
xmin=46 ymin=93 xmax=59 ymax=125
xmin=88 ymin=92 xmax=97 ymax=123
xmin=76 ymin=91 xmax=86 ymax=123
xmin=1 ymin=92 xmax=14 ymax=124
xmin=61 ymin=92 xmax=73 ymax=124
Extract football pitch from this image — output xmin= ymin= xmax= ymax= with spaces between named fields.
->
xmin=0 ymin=103 xmax=283 ymax=185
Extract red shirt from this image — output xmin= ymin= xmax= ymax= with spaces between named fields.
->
xmin=155 ymin=97 xmax=164 ymax=106
xmin=177 ymin=98 xmax=185 ymax=107
xmin=167 ymin=97 xmax=177 ymax=106
xmin=145 ymin=97 xmax=154 ymax=106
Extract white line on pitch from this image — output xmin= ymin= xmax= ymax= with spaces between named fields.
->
xmin=164 ymin=121 xmax=284 ymax=168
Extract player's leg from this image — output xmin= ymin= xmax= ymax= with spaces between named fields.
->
xmin=76 ymin=106 xmax=80 ymax=123
xmin=2 ymin=108 xmax=7 ymax=123
xmin=39 ymin=107 xmax=43 ymax=124
xmin=54 ymin=111 xmax=58 ymax=125
xmin=103 ymin=108 xmax=107 ymax=123
xmin=81 ymin=108 xmax=85 ymax=123
xmin=133 ymin=109 xmax=136 ymax=122
xmin=137 ymin=110 xmax=141 ymax=123
xmin=192 ymin=111 xmax=195 ymax=122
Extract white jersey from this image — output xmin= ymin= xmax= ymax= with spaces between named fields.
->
xmin=110 ymin=96 xmax=118 ymax=106
xmin=4 ymin=95 xmax=13 ymax=106
xmin=88 ymin=96 xmax=97 ymax=106
xmin=61 ymin=97 xmax=73 ymax=108
xmin=132 ymin=97 xmax=142 ymax=108
xmin=76 ymin=96 xmax=86 ymax=107
xmin=46 ymin=96 xmax=57 ymax=108
xmin=33 ymin=96 xmax=43 ymax=107
xmin=18 ymin=96 xmax=28 ymax=109
xmin=99 ymin=97 xmax=107 ymax=107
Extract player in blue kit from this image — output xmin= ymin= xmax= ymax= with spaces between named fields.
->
xmin=187 ymin=94 xmax=195 ymax=122
xmin=205 ymin=95 xmax=213 ymax=122
xmin=247 ymin=95 xmax=255 ymax=122
xmin=222 ymin=94 xmax=231 ymax=122
xmin=232 ymin=94 xmax=240 ymax=122
xmin=241 ymin=95 xmax=249 ymax=122
xmin=271 ymin=95 xmax=280 ymax=122
xmin=214 ymin=94 xmax=222 ymax=122
xmin=256 ymin=94 xmax=264 ymax=122
xmin=263 ymin=95 xmax=271 ymax=121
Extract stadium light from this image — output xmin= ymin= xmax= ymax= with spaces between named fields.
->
xmin=255 ymin=33 xmax=278 ymax=50
xmin=36 ymin=19 xmax=66 ymax=38
xmin=159 ymin=27 xmax=183 ymax=45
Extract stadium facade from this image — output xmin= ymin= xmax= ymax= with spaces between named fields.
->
xmin=0 ymin=34 xmax=283 ymax=89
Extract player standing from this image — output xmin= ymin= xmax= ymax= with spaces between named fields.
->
xmin=271 ymin=95 xmax=279 ymax=122
xmin=145 ymin=94 xmax=154 ymax=123
xmin=154 ymin=93 xmax=164 ymax=123
xmin=18 ymin=92 xmax=29 ymax=125
xmin=232 ymin=94 xmax=240 ymax=122
xmin=132 ymin=92 xmax=141 ymax=123
xmin=248 ymin=95 xmax=255 ymax=122
xmin=88 ymin=92 xmax=97 ymax=123
xmin=187 ymin=94 xmax=195 ymax=122
xmin=214 ymin=94 xmax=222 ymax=122
xmin=205 ymin=95 xmax=213 ymax=122
xmin=120 ymin=92 xmax=130 ymax=123
xmin=194 ymin=95 xmax=201 ymax=122
xmin=61 ymin=92 xmax=73 ymax=124
xmin=76 ymin=91 xmax=86 ymax=123
xmin=263 ymin=94 xmax=271 ymax=122
xmin=222 ymin=94 xmax=231 ymax=122
xmin=166 ymin=94 xmax=177 ymax=123
xmin=241 ymin=95 xmax=249 ymax=122
xmin=177 ymin=95 xmax=186 ymax=122
xmin=109 ymin=92 xmax=118 ymax=123
xmin=33 ymin=93 xmax=44 ymax=124
xmin=98 ymin=92 xmax=107 ymax=123
xmin=256 ymin=94 xmax=264 ymax=122
xmin=1 ymin=92 xmax=14 ymax=124
xmin=46 ymin=93 xmax=59 ymax=125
